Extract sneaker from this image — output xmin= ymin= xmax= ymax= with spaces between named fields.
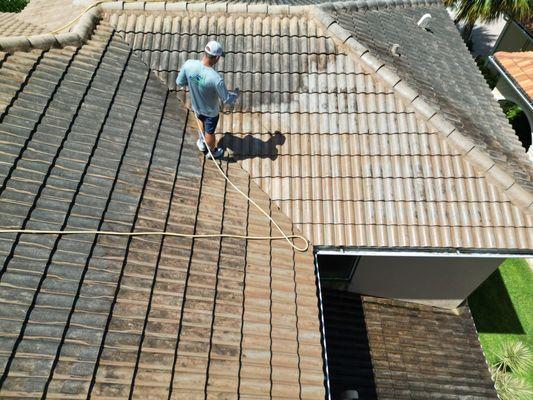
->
xmin=206 ymin=147 xmax=224 ymax=160
xmin=196 ymin=138 xmax=207 ymax=153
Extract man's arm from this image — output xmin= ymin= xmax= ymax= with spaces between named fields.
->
xmin=176 ymin=62 xmax=189 ymax=88
xmin=215 ymin=79 xmax=238 ymax=105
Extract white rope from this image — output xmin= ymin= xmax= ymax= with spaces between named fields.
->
xmin=195 ymin=116 xmax=309 ymax=252
xmin=0 ymin=120 xmax=309 ymax=252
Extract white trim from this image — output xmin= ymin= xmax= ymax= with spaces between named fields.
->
xmin=313 ymin=253 xmax=332 ymax=400
xmin=316 ymin=249 xmax=530 ymax=258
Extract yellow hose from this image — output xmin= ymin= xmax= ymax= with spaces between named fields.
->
xmin=49 ymin=0 xmax=137 ymax=35
xmin=0 ymin=123 xmax=309 ymax=251
xmin=49 ymin=1 xmax=103 ymax=35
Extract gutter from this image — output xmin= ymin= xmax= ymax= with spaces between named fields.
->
xmin=489 ymin=55 xmax=533 ymax=113
xmin=315 ymin=246 xmax=533 ymax=258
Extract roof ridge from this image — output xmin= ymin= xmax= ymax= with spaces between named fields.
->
xmin=311 ymin=5 xmax=533 ymax=214
xmin=101 ymin=1 xmax=308 ymax=14
xmin=321 ymin=0 xmax=441 ymax=12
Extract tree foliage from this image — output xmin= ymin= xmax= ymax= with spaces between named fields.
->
xmin=0 ymin=0 xmax=29 ymax=13
xmin=490 ymin=341 xmax=533 ymax=400
xmin=444 ymin=0 xmax=532 ymax=24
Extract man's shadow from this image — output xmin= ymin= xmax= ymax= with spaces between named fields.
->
xmin=219 ymin=131 xmax=286 ymax=161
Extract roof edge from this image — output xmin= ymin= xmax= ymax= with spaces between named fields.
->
xmin=312 ymin=6 xmax=533 ymax=214
xmin=0 ymin=6 xmax=101 ymax=53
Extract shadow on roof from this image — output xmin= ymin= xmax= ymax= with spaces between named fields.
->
xmin=220 ymin=131 xmax=286 ymax=161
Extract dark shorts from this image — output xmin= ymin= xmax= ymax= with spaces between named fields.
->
xmin=197 ymin=114 xmax=219 ymax=134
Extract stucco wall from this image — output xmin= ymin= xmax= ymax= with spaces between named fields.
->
xmin=492 ymin=19 xmax=533 ymax=53
xmin=348 ymin=256 xmax=503 ymax=309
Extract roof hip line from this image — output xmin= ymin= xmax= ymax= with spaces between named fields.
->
xmin=311 ymin=6 xmax=533 ymax=213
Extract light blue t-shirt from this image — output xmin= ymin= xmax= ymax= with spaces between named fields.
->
xmin=176 ymin=59 xmax=237 ymax=117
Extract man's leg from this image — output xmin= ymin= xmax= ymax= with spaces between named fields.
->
xmin=202 ymin=115 xmax=223 ymax=159
xmin=204 ymin=132 xmax=216 ymax=151
xmin=202 ymin=114 xmax=219 ymax=151
xmin=195 ymin=116 xmax=207 ymax=153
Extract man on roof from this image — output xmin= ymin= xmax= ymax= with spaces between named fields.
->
xmin=177 ymin=40 xmax=239 ymax=159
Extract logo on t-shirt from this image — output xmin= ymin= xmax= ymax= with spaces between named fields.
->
xmin=189 ymin=74 xmax=205 ymax=87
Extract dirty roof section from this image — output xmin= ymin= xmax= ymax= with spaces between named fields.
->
xmin=0 ymin=22 xmax=324 ymax=398
xmin=105 ymin=7 xmax=533 ymax=250
xmin=326 ymin=0 xmax=533 ymax=193
xmin=0 ymin=13 xmax=46 ymax=37
xmin=0 ymin=50 xmax=43 ymax=114
xmin=494 ymin=51 xmax=533 ymax=102
xmin=322 ymin=290 xmax=498 ymax=399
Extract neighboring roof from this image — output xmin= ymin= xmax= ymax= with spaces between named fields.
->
xmin=0 ymin=13 xmax=45 ymax=37
xmin=494 ymin=51 xmax=533 ymax=103
xmin=103 ymin=2 xmax=533 ymax=250
xmin=17 ymin=0 xmax=85 ymax=32
xmin=327 ymin=1 xmax=533 ymax=195
xmin=0 ymin=22 xmax=324 ymax=398
xmin=322 ymin=289 xmax=497 ymax=399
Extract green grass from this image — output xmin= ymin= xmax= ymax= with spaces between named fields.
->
xmin=469 ymin=258 xmax=533 ymax=386
xmin=0 ymin=0 xmax=29 ymax=13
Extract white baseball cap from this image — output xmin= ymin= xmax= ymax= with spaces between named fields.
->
xmin=205 ymin=40 xmax=224 ymax=57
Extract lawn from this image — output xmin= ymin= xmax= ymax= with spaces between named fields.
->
xmin=469 ymin=258 xmax=533 ymax=386
xmin=0 ymin=0 xmax=29 ymax=13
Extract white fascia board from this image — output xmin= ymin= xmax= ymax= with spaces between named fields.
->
xmin=316 ymin=248 xmax=531 ymax=258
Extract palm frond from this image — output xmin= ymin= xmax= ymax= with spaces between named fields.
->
xmin=450 ymin=0 xmax=531 ymax=24
xmin=492 ymin=370 xmax=533 ymax=400
xmin=493 ymin=341 xmax=533 ymax=375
